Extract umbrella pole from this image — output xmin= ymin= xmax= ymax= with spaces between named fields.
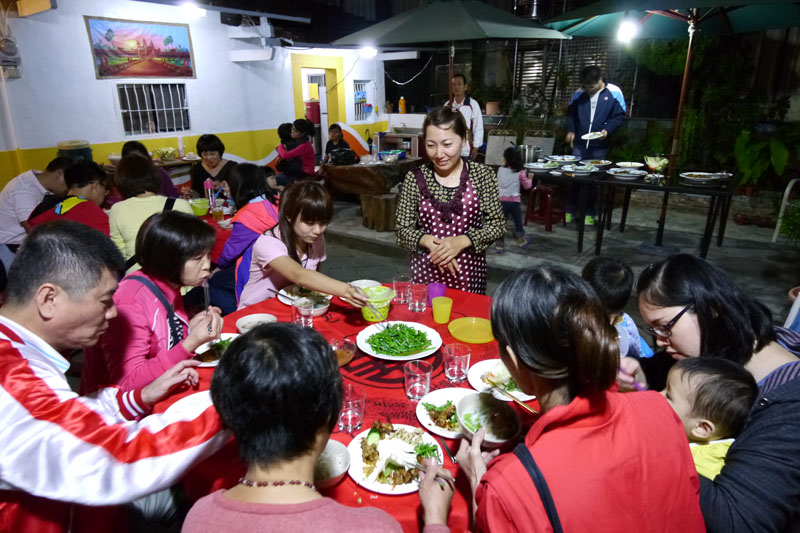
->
xmin=449 ymin=42 xmax=454 ymax=106
xmin=667 ymin=21 xmax=696 ymax=180
xmin=512 ymin=39 xmax=519 ymax=102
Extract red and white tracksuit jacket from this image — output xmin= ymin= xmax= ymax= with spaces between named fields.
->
xmin=0 ymin=315 xmax=229 ymax=506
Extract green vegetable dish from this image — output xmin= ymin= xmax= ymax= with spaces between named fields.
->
xmin=366 ymin=323 xmax=433 ymax=357
xmin=195 ymin=338 xmax=232 ymax=363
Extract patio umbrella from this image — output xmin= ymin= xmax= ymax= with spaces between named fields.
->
xmin=332 ymin=0 xmax=568 ymax=104
xmin=545 ymin=1 xmax=800 ymax=176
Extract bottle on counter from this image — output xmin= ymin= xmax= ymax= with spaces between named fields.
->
xmin=398 ymin=96 xmax=406 ymax=114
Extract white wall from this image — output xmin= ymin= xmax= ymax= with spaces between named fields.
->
xmin=1 ymin=0 xmax=385 ymax=151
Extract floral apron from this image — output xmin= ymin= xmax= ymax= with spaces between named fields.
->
xmin=410 ymin=163 xmax=487 ymax=294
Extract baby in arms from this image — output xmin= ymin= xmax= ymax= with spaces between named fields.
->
xmin=661 ymin=358 xmax=758 ymax=479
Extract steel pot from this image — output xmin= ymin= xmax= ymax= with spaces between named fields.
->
xmin=518 ymin=144 xmax=542 ymax=164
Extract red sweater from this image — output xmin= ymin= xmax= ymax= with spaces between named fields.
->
xmin=277 ymin=140 xmax=315 ymax=176
xmin=476 ymin=390 xmax=705 ymax=533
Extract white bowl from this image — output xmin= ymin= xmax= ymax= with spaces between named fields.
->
xmin=457 ymin=392 xmax=521 ymax=448
xmin=350 ymin=279 xmax=381 ymax=290
xmin=236 ymin=313 xmax=277 ymax=334
xmin=314 ymin=439 xmax=350 ymax=489
xmin=107 ymin=153 xmax=121 ymax=164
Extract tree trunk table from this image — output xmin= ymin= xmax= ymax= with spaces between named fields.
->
xmin=322 ymin=157 xmax=423 ymax=196
xmin=360 ymin=193 xmax=398 ymax=232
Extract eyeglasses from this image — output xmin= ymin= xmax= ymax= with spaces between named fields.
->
xmin=646 ymin=304 xmax=692 ymax=338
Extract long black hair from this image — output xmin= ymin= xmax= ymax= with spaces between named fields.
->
xmin=491 ymin=265 xmax=618 ymax=401
xmin=228 ymin=163 xmax=278 ymax=209
xmin=637 ymin=254 xmax=775 ymax=364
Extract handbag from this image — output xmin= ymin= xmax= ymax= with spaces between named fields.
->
xmin=513 ymin=443 xmax=563 ymax=533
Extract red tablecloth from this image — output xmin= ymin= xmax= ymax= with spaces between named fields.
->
xmin=155 ymin=287 xmax=540 ymax=533
xmin=199 ymin=214 xmax=231 ymax=263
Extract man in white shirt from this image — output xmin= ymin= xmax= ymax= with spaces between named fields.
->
xmin=0 ymin=157 xmax=70 ymax=269
xmin=445 ymin=73 xmax=484 ymax=159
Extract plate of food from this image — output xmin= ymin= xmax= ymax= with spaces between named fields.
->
xmin=416 ymin=387 xmax=474 ymax=439
xmin=679 ymin=172 xmax=717 ymax=183
xmin=616 ymin=161 xmax=645 ymax=169
xmin=580 ymin=159 xmax=612 ymax=167
xmin=580 ymin=132 xmax=604 ymax=141
xmin=561 ymin=164 xmax=598 ymax=177
xmin=524 ymin=160 xmax=560 ymax=174
xmin=194 ymin=333 xmax=239 ymax=367
xmin=278 ymin=285 xmax=333 ymax=316
xmin=607 ymin=167 xmax=648 ymax=180
xmin=467 ymin=359 xmax=536 ymax=402
xmin=356 ymin=321 xmax=442 ymax=361
xmin=545 ymin=155 xmax=580 ymax=165
xmin=347 ymin=421 xmax=442 ymax=495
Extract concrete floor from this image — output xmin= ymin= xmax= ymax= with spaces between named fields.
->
xmin=323 ymin=199 xmax=800 ymax=328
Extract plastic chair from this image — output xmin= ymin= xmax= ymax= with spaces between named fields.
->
xmin=525 ymin=184 xmax=566 ymax=231
xmin=785 ymin=290 xmax=800 ymax=332
xmin=772 ymin=178 xmax=799 ymax=243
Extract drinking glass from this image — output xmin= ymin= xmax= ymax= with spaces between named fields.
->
xmin=211 ymin=205 xmax=224 ymax=221
xmin=338 ymin=383 xmax=365 ymax=433
xmin=409 ymin=283 xmax=427 ymax=312
xmin=292 ymin=298 xmax=314 ymax=327
xmin=404 ymin=360 xmax=432 ymax=401
xmin=443 ymin=343 xmax=471 ymax=384
xmin=393 ymin=274 xmax=411 ymax=304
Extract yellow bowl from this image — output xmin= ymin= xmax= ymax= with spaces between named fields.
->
xmin=361 ymin=286 xmax=395 ymax=322
xmin=190 ymin=199 xmax=210 ymax=216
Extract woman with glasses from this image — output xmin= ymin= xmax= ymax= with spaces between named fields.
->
xmin=633 ymin=254 xmax=800 ymax=531
xmin=420 ymin=265 xmax=705 ymax=531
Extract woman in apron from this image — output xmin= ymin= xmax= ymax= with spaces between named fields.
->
xmin=395 ymin=107 xmax=504 ymax=294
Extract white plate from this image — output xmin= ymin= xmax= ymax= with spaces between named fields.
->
xmin=182 ymin=156 xmax=201 ymax=161
xmin=467 ymin=359 xmax=536 ymax=402
xmin=356 ymin=321 xmax=442 ymax=361
xmin=347 ymin=424 xmax=441 ymax=495
xmin=350 ymin=279 xmax=382 ymax=289
xmin=217 ymin=219 xmax=233 ymax=229
xmin=545 ymin=155 xmax=579 ymax=164
xmin=278 ymin=286 xmax=333 ymax=317
xmin=416 ymin=388 xmax=473 ymax=438
xmin=581 ymin=132 xmax=604 ymax=140
xmin=194 ymin=333 xmax=240 ymax=367
xmin=616 ymin=161 xmax=645 ymax=169
xmin=562 ymin=164 xmax=597 ymax=176
xmin=680 ymin=172 xmax=717 ymax=182
xmin=580 ymin=159 xmax=612 ymax=167
xmin=607 ymin=167 xmax=648 ymax=179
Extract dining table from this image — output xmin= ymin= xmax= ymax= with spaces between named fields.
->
xmin=154 ymin=286 xmax=540 ymax=533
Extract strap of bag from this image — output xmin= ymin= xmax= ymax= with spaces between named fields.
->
xmin=126 ymin=275 xmax=184 ymax=348
xmin=513 ymin=443 xmax=563 ymax=533
xmin=124 ymin=199 xmax=177 ymax=271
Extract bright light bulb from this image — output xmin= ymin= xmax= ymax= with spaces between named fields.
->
xmin=180 ymin=2 xmax=207 ymax=18
xmin=359 ymin=46 xmax=377 ymax=58
xmin=617 ymin=19 xmax=638 ymax=43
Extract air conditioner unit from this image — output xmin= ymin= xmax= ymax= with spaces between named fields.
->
xmin=0 ymin=37 xmax=21 ymax=78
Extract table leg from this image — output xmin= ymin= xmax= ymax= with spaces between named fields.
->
xmin=655 ymin=191 xmax=670 ymax=246
xmin=576 ymin=183 xmax=587 ymax=253
xmin=700 ymin=196 xmax=720 ymax=259
xmin=595 ymin=184 xmax=611 ymax=255
xmin=717 ymin=195 xmax=731 ymax=246
xmin=620 ymin=189 xmax=632 ymax=233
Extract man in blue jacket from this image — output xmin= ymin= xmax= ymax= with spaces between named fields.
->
xmin=565 ymin=66 xmax=626 ymax=225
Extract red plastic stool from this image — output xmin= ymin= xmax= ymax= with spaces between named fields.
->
xmin=524 ymin=185 xmax=566 ymax=232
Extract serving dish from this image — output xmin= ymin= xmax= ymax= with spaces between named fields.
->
xmin=356 ymin=321 xmax=442 ymax=361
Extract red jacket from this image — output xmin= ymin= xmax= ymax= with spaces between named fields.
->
xmin=277 ymin=140 xmax=315 ymax=176
xmin=476 ymin=390 xmax=705 ymax=533
xmin=29 ymin=196 xmax=109 ymax=235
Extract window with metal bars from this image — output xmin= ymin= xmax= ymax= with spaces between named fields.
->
xmin=354 ymin=79 xmax=369 ymax=121
xmin=117 ymin=83 xmax=191 ymax=136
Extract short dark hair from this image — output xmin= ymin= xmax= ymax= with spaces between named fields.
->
xmin=276 ymin=181 xmax=333 ymax=265
xmin=491 ymin=265 xmax=618 ymax=401
xmin=579 ymin=65 xmax=602 ymax=85
xmin=196 ymin=134 xmax=225 ymax=156
xmin=229 ymin=163 xmax=278 ymax=209
xmin=115 ymin=154 xmax=161 ymax=198
xmin=328 ymin=123 xmax=342 ymax=133
xmin=293 ymin=119 xmax=314 ymax=137
xmin=45 ymin=157 xmax=73 ymax=173
xmin=136 ymin=211 xmax=215 ymax=286
xmin=278 ymin=123 xmax=293 ymax=143
xmin=503 ymin=146 xmax=523 ymax=172
xmin=582 ymin=256 xmax=634 ymax=314
xmin=423 ymin=106 xmax=468 ymax=142
xmin=637 ymin=254 xmax=775 ymax=364
xmin=5 ymin=221 xmax=124 ymax=306
xmin=210 ymin=323 xmax=342 ymax=468
xmin=453 ymin=73 xmax=467 ymax=85
xmin=674 ymin=358 xmax=757 ymax=438
xmin=121 ymin=140 xmax=151 ymax=159
xmin=65 ymin=161 xmax=108 ymax=190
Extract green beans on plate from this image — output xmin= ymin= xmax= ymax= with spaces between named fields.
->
xmin=366 ymin=323 xmax=433 ymax=357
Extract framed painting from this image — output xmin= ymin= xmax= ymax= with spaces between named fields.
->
xmin=84 ymin=16 xmax=196 ymax=79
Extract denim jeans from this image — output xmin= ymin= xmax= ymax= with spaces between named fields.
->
xmin=496 ymin=201 xmax=524 ymax=245
xmin=566 ymin=145 xmax=609 ymax=217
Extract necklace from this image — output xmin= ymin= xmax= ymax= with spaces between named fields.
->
xmin=238 ymin=477 xmax=318 ymax=493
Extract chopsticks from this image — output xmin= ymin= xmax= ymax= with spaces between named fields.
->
xmin=406 ymin=461 xmax=455 ymax=487
xmin=487 ymin=378 xmax=539 ymax=415
xmin=202 ymin=280 xmax=214 ymax=336
xmin=436 ymin=435 xmax=458 ymax=464
xmin=365 ymin=301 xmax=388 ymax=330
xmin=268 ymin=287 xmax=294 ymax=301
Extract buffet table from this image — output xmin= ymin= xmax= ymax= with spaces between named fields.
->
xmin=155 ymin=287 xmax=539 ymax=533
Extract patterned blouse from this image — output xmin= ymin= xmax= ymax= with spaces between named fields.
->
xmin=395 ymin=161 xmax=505 ymax=254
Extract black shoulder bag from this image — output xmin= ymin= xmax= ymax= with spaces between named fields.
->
xmin=126 ymin=275 xmax=184 ymax=348
xmin=513 ymin=443 xmax=563 ymax=533
xmin=123 ymin=198 xmax=176 ymax=271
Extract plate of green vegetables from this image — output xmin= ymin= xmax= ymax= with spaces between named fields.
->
xmin=356 ymin=321 xmax=442 ymax=361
